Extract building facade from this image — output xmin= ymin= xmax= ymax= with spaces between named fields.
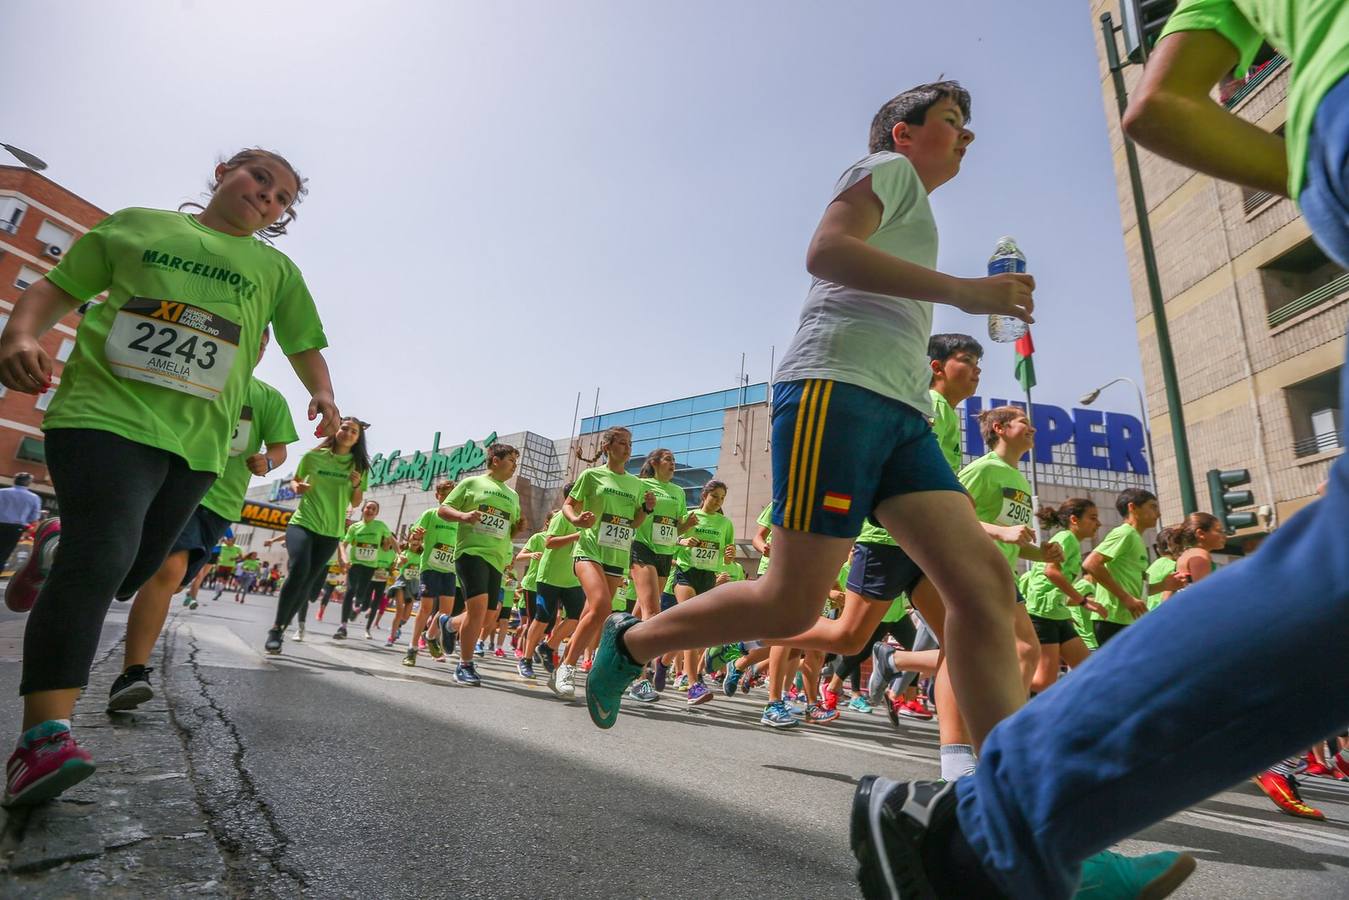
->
xmin=0 ymin=166 xmax=108 ymax=505
xmin=1091 ymin=1 xmax=1346 ymax=532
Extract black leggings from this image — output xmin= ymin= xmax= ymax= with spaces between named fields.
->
xmin=274 ymin=525 xmax=340 ymax=629
xmin=341 ymin=565 xmax=384 ymax=625
xmin=834 ymin=617 xmax=917 ymax=690
xmin=21 ymin=429 xmax=214 ymax=694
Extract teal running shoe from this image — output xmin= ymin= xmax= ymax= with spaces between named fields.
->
xmin=586 ymin=613 xmax=643 ymax=729
xmin=1074 ymin=849 xmax=1196 ymax=899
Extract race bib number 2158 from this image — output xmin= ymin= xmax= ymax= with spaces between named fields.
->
xmin=105 ymin=297 xmax=241 ymax=400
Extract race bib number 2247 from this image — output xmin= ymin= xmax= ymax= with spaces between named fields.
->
xmin=105 ymin=297 xmax=241 ymax=400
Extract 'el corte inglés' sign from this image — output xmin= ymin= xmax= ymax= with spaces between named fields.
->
xmin=369 ymin=431 xmax=499 ymax=490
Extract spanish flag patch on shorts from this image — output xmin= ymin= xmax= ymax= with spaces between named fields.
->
xmin=822 ymin=492 xmax=852 ymax=514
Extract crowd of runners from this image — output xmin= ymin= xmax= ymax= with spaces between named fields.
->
xmin=0 ymin=2 xmax=1344 ymax=897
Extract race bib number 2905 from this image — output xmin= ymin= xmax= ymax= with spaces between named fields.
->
xmin=105 ymin=297 xmax=241 ymax=400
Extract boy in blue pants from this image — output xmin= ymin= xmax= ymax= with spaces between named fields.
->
xmin=851 ymin=2 xmax=1349 ymax=898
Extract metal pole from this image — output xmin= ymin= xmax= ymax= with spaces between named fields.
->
xmin=1025 ymin=384 xmax=1042 ymax=541
xmin=1100 ymin=12 xmax=1199 ymax=515
xmin=1130 ymin=378 xmax=1160 ymax=499
xmin=764 ymin=345 xmax=775 ymax=452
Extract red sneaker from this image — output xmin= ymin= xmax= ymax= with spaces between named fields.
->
xmin=1335 ymin=752 xmax=1349 ymax=781
xmin=1254 ymin=770 xmax=1325 ymax=820
xmin=493 ymin=648 xmax=505 ymax=658
xmin=581 ymin=658 xmax=593 ymax=673
xmin=4 ymin=725 xmax=95 ymax=807
xmin=821 ymin=689 xmax=839 ymax=712
xmin=898 ymin=699 xmax=934 ymax=720
xmin=5 ymin=518 xmax=60 ymax=613
xmin=1304 ymin=753 xmax=1334 ymax=778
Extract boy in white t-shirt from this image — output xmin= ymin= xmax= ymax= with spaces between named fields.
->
xmin=590 ymin=83 xmax=1031 ymax=738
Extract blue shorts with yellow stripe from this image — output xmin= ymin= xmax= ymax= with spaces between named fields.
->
xmin=771 ymin=379 xmax=963 ymax=538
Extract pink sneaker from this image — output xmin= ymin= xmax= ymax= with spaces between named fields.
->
xmin=5 ymin=518 xmax=60 ymax=613
xmin=4 ymin=724 xmax=95 ymax=807
xmin=493 ymin=647 xmax=505 ymax=658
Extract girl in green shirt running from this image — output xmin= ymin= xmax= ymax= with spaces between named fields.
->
xmin=551 ymin=428 xmax=654 ymax=700
xmin=440 ymin=443 xmax=524 ymax=686
xmin=270 ymin=417 xmax=371 ymax=652
xmin=1023 ymin=499 xmax=1107 ymax=694
xmin=0 ymin=149 xmax=342 ymax=808
xmin=671 ymin=480 xmax=737 ymax=707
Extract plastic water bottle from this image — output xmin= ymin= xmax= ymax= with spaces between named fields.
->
xmin=986 ymin=236 xmax=1028 ymax=343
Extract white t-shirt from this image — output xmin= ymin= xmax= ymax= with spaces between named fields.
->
xmin=774 ymin=152 xmax=939 ymax=416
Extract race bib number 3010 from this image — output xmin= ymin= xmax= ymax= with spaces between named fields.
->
xmin=105 ymin=297 xmax=242 ymax=400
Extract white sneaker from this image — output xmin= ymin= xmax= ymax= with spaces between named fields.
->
xmin=364 ymin=629 xmax=372 ymax=640
xmin=553 ymin=663 xmax=576 ymax=698
xmin=293 ymin=624 xmax=306 ymax=642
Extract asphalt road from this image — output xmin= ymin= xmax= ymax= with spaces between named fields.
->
xmin=2 ymin=594 xmax=1348 ymax=898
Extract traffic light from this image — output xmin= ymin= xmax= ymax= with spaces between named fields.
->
xmin=1206 ymin=468 xmax=1257 ymax=533
xmin=1121 ymin=0 xmax=1178 ymax=64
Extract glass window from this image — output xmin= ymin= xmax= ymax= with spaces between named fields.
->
xmin=659 ymin=415 xmax=692 ymax=437
xmin=601 ymin=410 xmax=635 ymax=429
xmin=690 ymin=391 xmax=724 ymax=413
xmin=579 ymin=416 xmax=597 ymax=433
xmin=661 ymin=397 xmax=693 ymax=418
xmin=36 ymin=220 xmax=75 ymax=253
xmin=689 ymin=410 xmax=724 ymax=430
xmin=629 ymin=421 xmax=661 ymax=440
xmin=684 ymin=448 xmax=720 ymax=469
xmin=632 ymin=404 xmax=663 ymax=425
xmin=630 ymin=437 xmax=659 ymax=457
xmin=687 ymin=428 xmax=723 ymax=451
xmin=0 ymin=197 xmax=26 ymax=234
xmin=745 ymin=383 xmax=768 ymax=404
xmin=662 ymin=433 xmax=691 ymax=453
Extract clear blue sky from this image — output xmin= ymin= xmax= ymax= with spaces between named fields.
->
xmin=5 ymin=0 xmax=1146 ymax=456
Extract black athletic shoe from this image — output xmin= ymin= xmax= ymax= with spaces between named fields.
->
xmin=265 ymin=627 xmax=284 ymax=655
xmin=107 ymin=665 xmax=154 ymax=712
xmin=439 ymin=615 xmax=457 ymax=658
xmin=851 ymin=777 xmax=963 ymax=900
xmin=536 ymin=641 xmax=556 ymax=673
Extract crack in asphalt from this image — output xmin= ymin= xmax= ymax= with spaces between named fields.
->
xmin=162 ymin=620 xmax=308 ymax=894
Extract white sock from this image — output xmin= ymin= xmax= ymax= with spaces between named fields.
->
xmin=940 ymin=744 xmax=977 ymax=781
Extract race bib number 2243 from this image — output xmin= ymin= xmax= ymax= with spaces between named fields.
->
xmin=105 ymin=297 xmax=241 ymax=400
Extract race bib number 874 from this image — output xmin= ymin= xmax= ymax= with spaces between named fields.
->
xmin=105 ymin=297 xmax=241 ymax=400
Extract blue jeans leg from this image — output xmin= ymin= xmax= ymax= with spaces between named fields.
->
xmin=954 ymin=76 xmax=1349 ymax=900
xmin=956 ymin=450 xmax=1349 ymax=898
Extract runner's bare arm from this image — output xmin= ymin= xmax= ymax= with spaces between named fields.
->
xmin=0 ymin=278 xmax=82 ymax=393
xmin=285 ymin=347 xmax=339 ymax=437
xmin=1124 ymin=30 xmax=1287 ymax=196
xmin=805 ymin=177 xmax=1033 ymax=322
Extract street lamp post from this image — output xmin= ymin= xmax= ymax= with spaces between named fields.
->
xmin=1081 ymin=376 xmax=1158 ymax=500
xmin=1099 ymin=12 xmax=1199 ymax=515
xmin=1 ymin=144 xmax=48 ymax=171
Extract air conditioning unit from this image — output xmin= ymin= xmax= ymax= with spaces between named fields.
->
xmin=42 ymin=244 xmax=62 ymax=260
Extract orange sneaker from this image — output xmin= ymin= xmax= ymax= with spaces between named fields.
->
xmin=1254 ymin=770 xmax=1325 ymax=820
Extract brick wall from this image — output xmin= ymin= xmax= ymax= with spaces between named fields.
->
xmin=0 ymin=166 xmax=109 ymax=498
